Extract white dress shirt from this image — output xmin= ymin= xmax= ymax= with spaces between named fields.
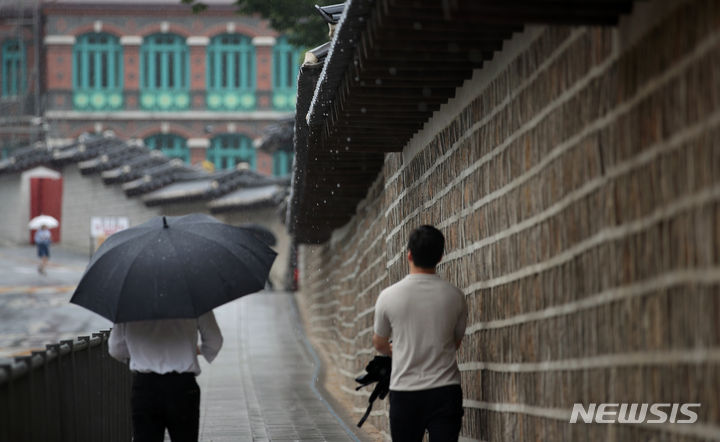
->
xmin=108 ymin=311 xmax=223 ymax=375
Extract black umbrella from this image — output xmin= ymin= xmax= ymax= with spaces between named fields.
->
xmin=70 ymin=213 xmax=277 ymax=322
xmin=240 ymin=223 xmax=277 ymax=246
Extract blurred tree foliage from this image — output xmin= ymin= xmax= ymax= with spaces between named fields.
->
xmin=181 ymin=0 xmax=337 ymax=49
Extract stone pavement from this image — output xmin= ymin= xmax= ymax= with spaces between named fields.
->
xmin=0 ymin=245 xmax=369 ymax=441
xmin=198 ymin=292 xmax=367 ymax=442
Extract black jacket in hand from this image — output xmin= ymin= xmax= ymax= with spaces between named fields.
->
xmin=355 ymin=355 xmax=391 ymax=427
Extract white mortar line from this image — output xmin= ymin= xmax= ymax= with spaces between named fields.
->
xmin=385 ymin=26 xmax=565 ymax=187
xmin=459 ymin=348 xmax=720 ymax=373
xmin=463 ymin=182 xmax=720 ymax=294
xmin=466 ymin=268 xmax=720 ymax=333
xmin=444 ymin=105 xmax=720 ymax=265
xmin=310 ymin=300 xmax=341 ymax=311
xmin=463 ymin=400 xmax=720 ymax=440
xmin=386 ymin=23 xmax=720 ymax=267
xmin=341 ymin=385 xmax=370 ymax=397
xmin=352 ymin=408 xmax=388 ymax=418
xmin=385 ymin=29 xmax=608 ymax=240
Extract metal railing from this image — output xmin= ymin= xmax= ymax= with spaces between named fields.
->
xmin=0 ymin=330 xmax=132 ymax=442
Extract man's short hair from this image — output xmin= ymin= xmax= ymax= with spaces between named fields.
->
xmin=408 ymin=225 xmax=444 ymax=268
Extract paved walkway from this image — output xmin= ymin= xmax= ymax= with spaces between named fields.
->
xmin=198 ymin=292 xmax=365 ymax=442
xmin=0 ymin=245 xmax=366 ymax=441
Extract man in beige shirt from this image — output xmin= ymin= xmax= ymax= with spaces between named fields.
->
xmin=373 ymin=225 xmax=467 ymax=441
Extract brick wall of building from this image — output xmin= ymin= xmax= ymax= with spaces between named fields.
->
xmin=297 ymin=1 xmax=720 ymax=440
xmin=41 ymin=5 xmax=290 ymax=174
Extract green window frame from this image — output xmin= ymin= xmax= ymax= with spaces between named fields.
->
xmin=271 ymin=37 xmax=302 ymax=111
xmin=272 ymin=150 xmax=293 ymax=176
xmin=140 ymin=34 xmax=189 ymax=110
xmin=206 ymin=34 xmax=256 ymax=111
xmin=1 ymin=39 xmax=25 ymax=97
xmin=145 ymin=134 xmax=189 ymax=163
xmin=72 ymin=33 xmax=123 ymax=110
xmin=207 ymin=134 xmax=255 ymax=170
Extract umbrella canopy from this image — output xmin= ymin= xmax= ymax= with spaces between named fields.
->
xmin=70 ymin=213 xmax=277 ymax=322
xmin=28 ymin=215 xmax=59 ymax=229
xmin=240 ymin=223 xmax=277 ymax=246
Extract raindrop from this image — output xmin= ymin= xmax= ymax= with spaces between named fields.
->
xmin=375 ymin=78 xmax=382 ymax=85
xmin=345 ymin=146 xmax=350 ymax=151
xmin=337 ymin=183 xmax=341 ymax=188
xmin=347 ymin=137 xmax=351 ymax=142
xmin=389 ymin=67 xmax=397 ymax=76
xmin=413 ymin=22 xmax=422 ymax=30
xmin=360 ymin=107 xmax=367 ymax=113
xmin=354 ymin=76 xmax=360 ymax=81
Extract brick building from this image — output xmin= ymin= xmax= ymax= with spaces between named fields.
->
xmin=290 ymin=0 xmax=720 ymax=440
xmin=2 ymin=0 xmax=299 ymax=175
xmin=0 ymin=0 xmax=43 ymax=158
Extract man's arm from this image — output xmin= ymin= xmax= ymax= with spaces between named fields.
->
xmin=454 ymin=288 xmax=468 ymax=350
xmin=373 ymin=292 xmax=393 ymax=356
xmin=198 ymin=311 xmax=223 ymax=363
xmin=372 ymin=334 xmax=392 ymax=356
xmin=108 ymin=324 xmax=130 ymax=363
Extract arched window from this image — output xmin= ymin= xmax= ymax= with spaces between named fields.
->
xmin=144 ymin=134 xmax=189 ymax=163
xmin=140 ymin=34 xmax=189 ymax=110
xmin=272 ymin=150 xmax=293 ymax=177
xmin=1 ymin=39 xmax=25 ymax=97
xmin=73 ymin=33 xmax=123 ymax=110
xmin=271 ymin=37 xmax=302 ymax=111
xmin=207 ymin=34 xmax=255 ymax=110
xmin=207 ymin=134 xmax=255 ymax=170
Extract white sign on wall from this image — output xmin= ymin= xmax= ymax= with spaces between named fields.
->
xmin=90 ymin=216 xmax=129 ymax=238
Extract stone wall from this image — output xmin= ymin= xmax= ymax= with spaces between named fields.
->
xmin=0 ymin=174 xmax=25 ymax=245
xmin=297 ymin=1 xmax=720 ymax=440
xmin=60 ymin=164 xmax=162 ymax=252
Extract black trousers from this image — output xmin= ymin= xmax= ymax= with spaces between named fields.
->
xmin=389 ymin=385 xmax=463 ymax=442
xmin=131 ymin=372 xmax=200 ymax=442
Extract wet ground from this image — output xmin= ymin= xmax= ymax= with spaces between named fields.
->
xmin=0 ymin=245 xmax=367 ymax=441
xmin=0 ymin=245 xmax=111 ymax=359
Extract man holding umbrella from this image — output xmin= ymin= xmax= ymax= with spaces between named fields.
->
xmin=109 ymin=313 xmax=222 ymax=442
xmin=71 ymin=214 xmax=277 ymax=442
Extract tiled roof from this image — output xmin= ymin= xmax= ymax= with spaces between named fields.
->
xmin=290 ymin=0 xmax=635 ymax=243
xmin=0 ymin=134 xmax=290 ymax=215
xmin=142 ymin=167 xmax=289 ymax=206
xmin=208 ymin=184 xmax=288 ymax=213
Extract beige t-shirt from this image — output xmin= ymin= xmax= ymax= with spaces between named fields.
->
xmin=374 ymin=273 xmax=467 ymax=391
